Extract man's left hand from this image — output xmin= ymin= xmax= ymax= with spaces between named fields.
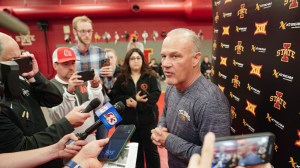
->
xmin=20 ymin=53 xmax=39 ymax=79
xmin=90 ymin=75 xmax=102 ymax=88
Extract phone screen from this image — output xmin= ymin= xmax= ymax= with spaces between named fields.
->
xmin=98 ymin=125 xmax=136 ymax=161
xmin=213 ymin=133 xmax=274 ymax=168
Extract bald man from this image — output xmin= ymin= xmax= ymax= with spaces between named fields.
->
xmin=0 ymin=32 xmax=90 ymax=168
xmin=151 ymin=28 xmax=231 ymax=168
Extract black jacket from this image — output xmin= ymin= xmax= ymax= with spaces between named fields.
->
xmin=109 ymin=73 xmax=161 ymax=125
xmin=0 ymin=72 xmax=73 ymax=168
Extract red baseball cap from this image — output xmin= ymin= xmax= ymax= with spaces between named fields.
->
xmin=52 ymin=47 xmax=79 ymax=63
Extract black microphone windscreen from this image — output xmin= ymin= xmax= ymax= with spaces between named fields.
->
xmin=114 ymin=101 xmax=126 ymax=112
xmin=82 ymin=98 xmax=101 ymax=113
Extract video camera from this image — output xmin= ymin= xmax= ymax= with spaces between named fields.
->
xmin=0 ymin=61 xmax=21 ymax=99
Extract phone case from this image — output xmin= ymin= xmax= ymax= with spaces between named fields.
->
xmin=98 ymin=125 xmax=136 ymax=161
xmin=101 ymin=58 xmax=110 ymax=67
xmin=77 ymin=70 xmax=95 ymax=82
xmin=14 ymin=57 xmax=33 ymax=74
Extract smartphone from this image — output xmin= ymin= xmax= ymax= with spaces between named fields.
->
xmin=98 ymin=125 xmax=136 ymax=161
xmin=14 ymin=57 xmax=33 ymax=74
xmin=101 ymin=58 xmax=110 ymax=67
xmin=213 ymin=132 xmax=275 ymax=168
xmin=140 ymin=88 xmax=150 ymax=97
xmin=77 ymin=70 xmax=95 ymax=82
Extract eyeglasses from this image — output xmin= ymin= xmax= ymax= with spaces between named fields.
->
xmin=76 ymin=29 xmax=93 ymax=35
xmin=129 ymin=57 xmax=142 ymax=61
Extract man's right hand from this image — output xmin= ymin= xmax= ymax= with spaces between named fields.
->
xmin=65 ymin=106 xmax=91 ymax=127
xmin=68 ymin=72 xmax=84 ymax=94
xmin=100 ymin=66 xmax=113 ymax=77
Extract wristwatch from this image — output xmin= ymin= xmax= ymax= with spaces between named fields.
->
xmin=65 ymin=160 xmax=81 ymax=168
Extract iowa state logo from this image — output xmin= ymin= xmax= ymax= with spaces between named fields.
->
xmin=234 ymin=41 xmax=244 ymax=54
xmin=237 ymin=3 xmax=247 ymax=19
xmin=284 ymin=0 xmax=298 ymax=9
xmin=270 ymin=91 xmax=287 ymax=110
xmin=245 ymin=100 xmax=257 ymax=116
xmin=249 ymin=63 xmax=262 ymax=78
xmin=276 ymin=43 xmax=296 ymax=62
xmin=15 ymin=33 xmax=36 ymax=46
xmin=222 ymin=26 xmax=230 ymax=36
xmin=232 ymin=75 xmax=240 ymax=88
xmin=254 ymin=21 xmax=268 ymax=35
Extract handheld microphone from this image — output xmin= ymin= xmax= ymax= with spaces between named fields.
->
xmin=0 ymin=11 xmax=30 ymax=34
xmin=66 ymin=101 xmax=125 ymax=145
xmin=81 ymin=98 xmax=101 ymax=113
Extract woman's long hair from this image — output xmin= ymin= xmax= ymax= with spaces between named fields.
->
xmin=121 ymin=48 xmax=157 ymax=87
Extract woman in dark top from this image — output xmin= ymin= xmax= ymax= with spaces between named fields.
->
xmin=109 ymin=48 xmax=161 ymax=168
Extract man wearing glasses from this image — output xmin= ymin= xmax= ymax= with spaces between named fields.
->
xmin=71 ymin=15 xmax=112 ymax=139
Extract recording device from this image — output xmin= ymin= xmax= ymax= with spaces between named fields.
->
xmin=13 ymin=57 xmax=33 ymax=75
xmin=0 ymin=11 xmax=29 ymax=34
xmin=140 ymin=88 xmax=150 ymax=97
xmin=77 ymin=70 xmax=95 ymax=82
xmin=100 ymin=58 xmax=110 ymax=67
xmin=98 ymin=124 xmax=136 ymax=161
xmin=213 ymin=132 xmax=275 ymax=168
xmin=0 ymin=61 xmax=20 ymax=99
xmin=132 ymin=38 xmax=137 ymax=43
xmin=81 ymin=98 xmax=101 ymax=113
xmin=65 ymin=101 xmax=125 ymax=145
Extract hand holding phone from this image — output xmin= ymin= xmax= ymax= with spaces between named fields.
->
xmin=140 ymin=88 xmax=150 ymax=97
xmin=98 ymin=125 xmax=136 ymax=161
xmin=213 ymin=132 xmax=275 ymax=168
xmin=101 ymin=58 xmax=110 ymax=67
xmin=77 ymin=70 xmax=95 ymax=82
xmin=14 ymin=57 xmax=33 ymax=75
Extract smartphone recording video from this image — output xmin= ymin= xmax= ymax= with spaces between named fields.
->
xmin=98 ymin=125 xmax=136 ymax=161
xmin=213 ymin=132 xmax=275 ymax=168
xmin=14 ymin=57 xmax=33 ymax=75
xmin=77 ymin=70 xmax=95 ymax=82
xmin=101 ymin=58 xmax=110 ymax=67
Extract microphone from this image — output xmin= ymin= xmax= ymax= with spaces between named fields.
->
xmin=0 ymin=11 xmax=29 ymax=34
xmin=66 ymin=101 xmax=125 ymax=145
xmin=81 ymin=98 xmax=101 ymax=113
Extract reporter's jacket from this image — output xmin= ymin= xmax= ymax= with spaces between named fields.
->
xmin=0 ymin=72 xmax=72 ymax=168
xmin=109 ymin=73 xmax=161 ymax=125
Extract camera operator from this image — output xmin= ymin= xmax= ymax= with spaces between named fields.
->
xmin=0 ymin=32 xmax=90 ymax=168
xmin=127 ymin=34 xmax=144 ymax=52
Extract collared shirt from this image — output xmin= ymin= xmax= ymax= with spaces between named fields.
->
xmin=71 ymin=44 xmax=108 ymax=76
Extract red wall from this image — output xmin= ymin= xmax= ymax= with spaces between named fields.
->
xmin=0 ymin=16 xmax=212 ymax=78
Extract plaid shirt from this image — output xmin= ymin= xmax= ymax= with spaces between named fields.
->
xmin=71 ymin=45 xmax=113 ymax=90
xmin=71 ymin=45 xmax=107 ymax=76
